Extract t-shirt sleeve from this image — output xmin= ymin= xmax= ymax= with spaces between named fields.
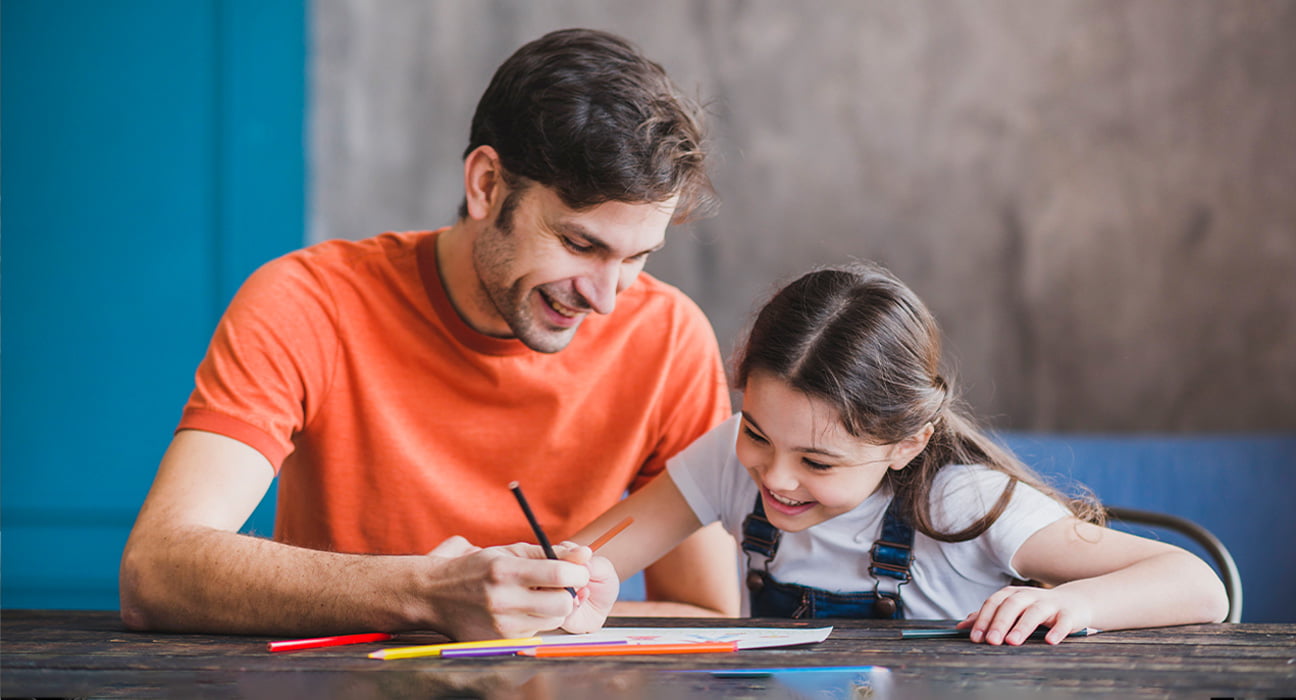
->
xmin=665 ymin=414 xmax=745 ymax=530
xmin=177 ymin=253 xmax=339 ymax=470
xmin=930 ymin=465 xmax=1071 ymax=580
xmin=629 ymin=291 xmax=732 ymax=492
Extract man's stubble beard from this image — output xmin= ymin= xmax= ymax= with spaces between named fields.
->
xmin=472 ymin=217 xmax=579 ymax=355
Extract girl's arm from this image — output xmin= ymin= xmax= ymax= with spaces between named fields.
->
xmin=570 ymin=472 xmax=712 ymax=612
xmin=960 ymin=517 xmax=1229 ymax=645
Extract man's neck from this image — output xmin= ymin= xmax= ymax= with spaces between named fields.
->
xmin=435 ymin=224 xmax=476 ymax=330
xmin=433 ymin=221 xmax=489 ymax=334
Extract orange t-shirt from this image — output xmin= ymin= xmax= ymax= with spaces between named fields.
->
xmin=178 ymin=230 xmax=730 ymax=554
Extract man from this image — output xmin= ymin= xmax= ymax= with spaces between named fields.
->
xmin=119 ymin=28 xmax=738 ymax=641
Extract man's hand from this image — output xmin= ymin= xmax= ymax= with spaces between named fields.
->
xmin=421 ymin=537 xmax=594 ymax=641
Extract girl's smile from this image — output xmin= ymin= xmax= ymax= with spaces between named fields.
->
xmin=761 ymin=485 xmax=816 ymax=515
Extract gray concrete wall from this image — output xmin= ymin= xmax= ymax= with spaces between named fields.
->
xmin=312 ymin=0 xmax=1296 ymax=433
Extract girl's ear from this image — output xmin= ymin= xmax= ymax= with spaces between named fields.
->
xmin=462 ymin=145 xmax=503 ymax=222
xmin=889 ymin=422 xmax=935 ymax=471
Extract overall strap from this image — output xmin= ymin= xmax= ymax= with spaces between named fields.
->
xmin=867 ymin=495 xmax=916 ymax=617
xmin=869 ymin=496 xmax=916 ymax=584
xmin=741 ymin=494 xmax=780 ymax=590
xmin=741 ymin=495 xmax=779 ymax=555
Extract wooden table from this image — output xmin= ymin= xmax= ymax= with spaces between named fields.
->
xmin=3 ymin=610 xmax=1294 ymax=698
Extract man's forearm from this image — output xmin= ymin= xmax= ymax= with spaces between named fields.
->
xmin=120 ymin=525 xmax=428 ymax=636
xmin=120 ymin=526 xmax=598 ymax=641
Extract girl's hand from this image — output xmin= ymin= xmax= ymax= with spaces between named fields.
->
xmin=956 ymin=585 xmax=1094 ymax=645
xmin=555 ymin=543 xmax=619 ymax=634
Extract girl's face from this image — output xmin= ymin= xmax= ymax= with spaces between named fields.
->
xmin=736 ymin=370 xmax=932 ymax=532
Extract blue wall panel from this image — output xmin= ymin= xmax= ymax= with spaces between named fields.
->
xmin=1 ymin=0 xmax=304 ymax=609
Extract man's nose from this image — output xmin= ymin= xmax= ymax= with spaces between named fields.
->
xmin=574 ymin=262 xmax=622 ymax=315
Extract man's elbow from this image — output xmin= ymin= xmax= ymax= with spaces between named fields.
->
xmin=118 ymin=538 xmax=165 ymax=631
xmin=119 ymin=599 xmax=150 ymax=632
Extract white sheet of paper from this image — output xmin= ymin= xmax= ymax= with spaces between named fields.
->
xmin=539 ymin=626 xmax=832 ymax=650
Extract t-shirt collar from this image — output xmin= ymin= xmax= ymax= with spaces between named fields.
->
xmin=416 ymin=229 xmax=532 ymax=357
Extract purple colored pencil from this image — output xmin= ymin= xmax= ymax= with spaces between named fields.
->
xmin=440 ymin=639 xmax=628 ymax=658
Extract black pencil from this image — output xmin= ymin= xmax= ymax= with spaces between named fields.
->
xmin=508 ymin=481 xmax=577 ymax=598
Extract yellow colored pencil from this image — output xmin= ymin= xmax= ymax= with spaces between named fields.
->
xmin=368 ymin=636 xmax=543 ymax=660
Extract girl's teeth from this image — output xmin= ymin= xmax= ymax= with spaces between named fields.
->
xmin=771 ymin=492 xmax=808 ymax=506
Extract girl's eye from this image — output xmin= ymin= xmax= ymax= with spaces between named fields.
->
xmin=802 ymin=458 xmax=833 ymax=472
xmin=742 ymin=426 xmax=769 ymax=445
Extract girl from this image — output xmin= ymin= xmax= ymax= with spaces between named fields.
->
xmin=573 ymin=262 xmax=1228 ymax=645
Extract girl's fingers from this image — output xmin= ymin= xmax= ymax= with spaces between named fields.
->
xmin=1043 ymin=610 xmax=1078 ymax=645
xmin=554 ymin=541 xmax=592 ymax=564
xmin=968 ymin=588 xmax=1014 ymax=642
xmin=981 ymin=590 xmax=1035 ymax=645
xmin=1003 ymin=602 xmax=1053 ymax=645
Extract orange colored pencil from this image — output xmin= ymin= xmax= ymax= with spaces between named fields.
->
xmin=520 ymin=641 xmax=737 ymax=657
xmin=588 ymin=517 xmax=634 ymax=551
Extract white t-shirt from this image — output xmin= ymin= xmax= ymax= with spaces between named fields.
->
xmin=667 ymin=414 xmax=1070 ymax=620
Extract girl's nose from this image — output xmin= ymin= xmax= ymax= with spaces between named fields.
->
xmin=759 ymin=457 xmax=799 ymax=492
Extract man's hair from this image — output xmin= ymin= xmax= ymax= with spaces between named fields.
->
xmin=459 ymin=28 xmax=716 ymax=224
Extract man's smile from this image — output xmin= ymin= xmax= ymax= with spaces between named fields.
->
xmin=534 ymin=287 xmax=591 ymax=329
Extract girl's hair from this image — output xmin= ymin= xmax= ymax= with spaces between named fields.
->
xmin=735 ymin=261 xmax=1101 ymax=541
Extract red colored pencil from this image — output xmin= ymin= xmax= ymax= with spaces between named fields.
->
xmin=519 ymin=640 xmax=738 ymax=657
xmin=267 ymin=632 xmax=394 ymax=652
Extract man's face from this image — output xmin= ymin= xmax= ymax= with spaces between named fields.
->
xmin=471 ymin=183 xmax=676 ymax=353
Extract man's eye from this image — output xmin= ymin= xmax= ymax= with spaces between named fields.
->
xmin=563 ymin=237 xmax=594 ymax=253
xmin=742 ymin=426 xmax=769 ymax=444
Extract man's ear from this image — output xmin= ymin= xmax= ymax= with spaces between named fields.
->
xmin=889 ymin=422 xmax=935 ymax=471
xmin=462 ymin=145 xmax=503 ymax=222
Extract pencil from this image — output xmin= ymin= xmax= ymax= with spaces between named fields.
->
xmin=508 ymin=480 xmax=577 ymax=598
xmin=439 ymin=639 xmax=628 ymax=658
xmin=588 ymin=516 xmax=634 ymax=551
xmin=519 ymin=641 xmax=738 ymax=657
xmin=267 ymin=632 xmax=393 ymax=652
xmin=901 ymin=626 xmax=1098 ymax=640
xmin=368 ymin=636 xmax=543 ymax=660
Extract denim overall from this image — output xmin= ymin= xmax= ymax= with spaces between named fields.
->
xmin=742 ymin=495 xmax=915 ymax=619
